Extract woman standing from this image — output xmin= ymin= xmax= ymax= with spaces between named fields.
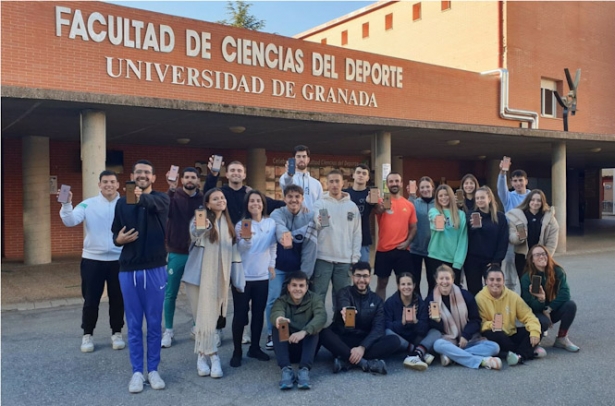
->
xmin=506 ymin=189 xmax=559 ymax=280
xmin=520 ymin=244 xmax=579 ymax=352
xmin=408 ymin=176 xmax=436 ymax=297
xmin=463 ymin=186 xmax=508 ymax=295
xmin=457 ymin=173 xmax=479 ymax=211
xmin=182 ymin=188 xmax=235 ymax=378
xmin=231 ymin=190 xmax=277 ymax=367
xmin=427 ymin=185 xmax=468 ymax=288
xmin=429 ymin=265 xmax=501 ymax=370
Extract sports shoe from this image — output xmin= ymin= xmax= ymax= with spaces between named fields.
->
xmin=215 ymin=329 xmax=223 ymax=348
xmin=161 ymin=329 xmax=173 ymax=348
xmin=197 ymin=354 xmax=210 ymax=376
xmin=534 ymin=345 xmax=547 ymax=358
xmin=111 ymin=333 xmax=126 ymax=350
xmin=147 ymin=371 xmax=165 ymax=390
xmin=242 ymin=326 xmax=251 ymax=344
xmin=403 ymin=355 xmax=428 ymax=371
xmin=481 ymin=357 xmax=502 ymax=370
xmin=423 ymin=353 xmax=435 ymax=365
xmin=368 ymin=359 xmax=387 ymax=375
xmin=128 ymin=372 xmax=144 ymax=393
xmin=506 ymin=351 xmax=521 ymax=366
xmin=81 ymin=334 xmax=94 ymax=353
xmin=297 ymin=367 xmax=311 ymax=390
xmin=210 ymin=354 xmax=223 ymax=378
xmin=440 ymin=354 xmax=451 ymax=367
xmin=265 ymin=334 xmax=274 ymax=350
xmin=247 ymin=347 xmax=270 ymax=361
xmin=554 ymin=336 xmax=580 ymax=352
xmin=279 ymin=366 xmax=295 ymax=390
xmin=333 ymin=357 xmax=346 ymax=374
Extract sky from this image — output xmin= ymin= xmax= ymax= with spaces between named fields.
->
xmin=106 ymin=1 xmax=372 ymax=37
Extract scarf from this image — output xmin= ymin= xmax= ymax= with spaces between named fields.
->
xmin=433 ymin=284 xmax=467 ymax=344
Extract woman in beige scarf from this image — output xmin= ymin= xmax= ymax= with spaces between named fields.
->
xmin=183 ymin=188 xmax=235 ymax=378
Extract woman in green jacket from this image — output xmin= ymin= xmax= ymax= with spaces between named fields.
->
xmin=520 ymin=244 xmax=579 ymax=352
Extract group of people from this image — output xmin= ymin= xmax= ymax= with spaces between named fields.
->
xmin=59 ymin=147 xmax=579 ymax=393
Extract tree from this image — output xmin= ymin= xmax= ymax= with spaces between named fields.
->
xmin=217 ymin=1 xmax=266 ymax=31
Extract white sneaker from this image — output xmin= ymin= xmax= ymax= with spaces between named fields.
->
xmin=440 ymin=354 xmax=451 ymax=367
xmin=210 ymin=354 xmax=223 ymax=378
xmin=161 ymin=329 xmax=174 ymax=348
xmin=147 ymin=371 xmax=166 ymax=390
xmin=111 ymin=333 xmax=125 ymax=350
xmin=81 ymin=334 xmax=94 ymax=353
xmin=128 ymin=372 xmax=144 ymax=393
xmin=197 ymin=354 xmax=211 ymax=377
xmin=403 ymin=355 xmax=428 ymax=371
xmin=215 ymin=329 xmax=223 ymax=348
xmin=265 ymin=334 xmax=274 ymax=351
xmin=534 ymin=345 xmax=547 ymax=359
xmin=241 ymin=326 xmax=251 ymax=344
xmin=481 ymin=357 xmax=502 ymax=370
xmin=423 ymin=353 xmax=435 ymax=365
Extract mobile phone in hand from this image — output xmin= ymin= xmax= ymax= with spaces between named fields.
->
xmin=404 ymin=306 xmax=416 ymax=323
xmin=501 ymin=156 xmax=511 ymax=171
xmin=471 ymin=212 xmax=482 ymax=228
xmin=429 ymin=301 xmax=440 ymax=319
xmin=57 ymin=184 xmax=71 ymax=203
xmin=278 ymin=319 xmax=290 ymax=341
xmin=408 ymin=180 xmax=417 ymax=195
xmin=345 ymin=306 xmax=356 ymax=328
xmin=383 ymin=193 xmax=391 ymax=210
xmin=212 ymin=155 xmax=223 ymax=173
xmin=319 ymin=208 xmax=330 ymax=227
xmin=435 ymin=214 xmax=445 ymax=231
xmin=531 ymin=275 xmax=542 ymax=294
xmin=125 ymin=181 xmax=136 ymax=204
xmin=168 ymin=165 xmax=179 ymax=181
xmin=288 ymin=158 xmax=296 ymax=176
xmin=493 ymin=313 xmax=503 ymax=331
xmin=240 ymin=219 xmax=252 ymax=239
xmin=516 ymin=224 xmax=527 ymax=239
xmin=195 ymin=208 xmax=208 ymax=230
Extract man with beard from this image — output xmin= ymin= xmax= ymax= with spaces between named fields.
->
xmin=161 ymin=167 xmax=203 ymax=348
xmin=280 ymin=145 xmax=323 ymax=211
xmin=112 ymin=160 xmax=170 ymax=393
xmin=343 ymin=164 xmax=376 ymax=263
xmin=59 ymin=170 xmax=125 ymax=353
xmin=373 ymin=173 xmax=418 ymax=300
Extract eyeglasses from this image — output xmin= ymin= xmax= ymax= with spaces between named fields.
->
xmin=532 ymin=252 xmax=547 ymax=258
xmin=353 ymin=274 xmax=371 ymax=279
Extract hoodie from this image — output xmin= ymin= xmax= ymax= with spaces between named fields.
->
xmin=166 ymin=187 xmax=203 ymax=254
xmin=280 ymin=171 xmax=323 ymax=211
xmin=270 ymin=206 xmax=318 ymax=278
xmin=270 ymin=290 xmax=326 ymax=336
xmin=427 ymin=208 xmax=468 ymax=270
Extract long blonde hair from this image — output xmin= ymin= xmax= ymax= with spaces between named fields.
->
xmin=434 ymin=185 xmax=460 ymax=228
xmin=474 ymin=186 xmax=500 ymax=224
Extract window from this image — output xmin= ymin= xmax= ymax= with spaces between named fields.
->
xmin=385 ymin=13 xmax=393 ymax=30
xmin=362 ymin=22 xmax=369 ymax=38
xmin=321 ymin=38 xmax=327 ymax=45
xmin=413 ymin=3 xmax=422 ymax=21
xmin=541 ymin=78 xmax=562 ymax=117
xmin=341 ymin=30 xmax=348 ymax=46
xmin=441 ymin=0 xmax=451 ymax=11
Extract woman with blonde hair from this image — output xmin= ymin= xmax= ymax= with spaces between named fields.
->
xmin=182 ymin=188 xmax=236 ymax=378
xmin=427 ymin=185 xmax=468 ymax=288
xmin=463 ymin=186 xmax=508 ymax=295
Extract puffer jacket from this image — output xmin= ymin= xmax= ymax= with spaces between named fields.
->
xmin=506 ymin=207 xmax=559 ymax=255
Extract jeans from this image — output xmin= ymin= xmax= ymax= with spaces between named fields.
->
xmin=502 ymin=245 xmax=518 ymax=292
xmin=163 ymin=253 xmax=188 ymax=329
xmin=266 ymin=269 xmax=287 ymax=335
xmin=434 ymin=338 xmax=500 ymax=369
xmin=311 ymin=260 xmax=351 ymax=311
xmin=80 ymin=258 xmax=124 ymax=335
xmin=272 ymin=327 xmax=319 ymax=370
xmin=360 ymin=246 xmax=371 ymax=263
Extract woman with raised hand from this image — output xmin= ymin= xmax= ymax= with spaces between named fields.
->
xmin=408 ymin=176 xmax=436 ymax=297
xmin=182 ymin=188 xmax=235 ymax=379
xmin=231 ymin=190 xmax=277 ymax=367
xmin=429 ymin=265 xmax=501 ymax=370
xmin=520 ymin=244 xmax=579 ymax=352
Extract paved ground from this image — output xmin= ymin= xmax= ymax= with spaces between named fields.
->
xmin=2 ymin=251 xmax=614 ymax=406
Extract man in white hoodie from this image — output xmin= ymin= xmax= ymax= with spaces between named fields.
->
xmin=312 ymin=170 xmax=361 ymax=309
xmin=59 ymin=170 xmax=125 ymax=353
xmin=279 ymin=145 xmax=323 ymax=211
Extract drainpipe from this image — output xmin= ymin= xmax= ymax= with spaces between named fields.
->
xmin=481 ymin=68 xmax=539 ymax=129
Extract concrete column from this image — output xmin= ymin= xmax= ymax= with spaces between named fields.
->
xmin=246 ymin=148 xmax=267 ymax=192
xmin=81 ymin=110 xmax=107 ymax=199
xmin=552 ymin=141 xmax=567 ymax=253
xmin=22 ymin=136 xmax=51 ymax=265
xmin=373 ymin=131 xmax=391 ymax=191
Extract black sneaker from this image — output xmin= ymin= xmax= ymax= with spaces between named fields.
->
xmin=297 ymin=367 xmax=311 ymax=390
xmin=333 ymin=357 xmax=345 ymax=374
xmin=247 ymin=347 xmax=270 ymax=361
xmin=230 ymin=350 xmax=242 ymax=368
xmin=368 ymin=359 xmax=387 ymax=375
xmin=279 ymin=367 xmax=295 ymax=390
xmin=265 ymin=335 xmax=274 ymax=351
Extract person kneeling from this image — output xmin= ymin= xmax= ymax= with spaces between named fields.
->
xmin=319 ymin=262 xmax=400 ymax=375
xmin=271 ymin=271 xmax=326 ymax=390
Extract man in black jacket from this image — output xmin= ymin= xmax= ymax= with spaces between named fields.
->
xmin=319 ymin=262 xmax=400 ymax=375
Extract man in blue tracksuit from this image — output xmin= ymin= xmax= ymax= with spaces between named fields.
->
xmin=112 ymin=160 xmax=170 ymax=394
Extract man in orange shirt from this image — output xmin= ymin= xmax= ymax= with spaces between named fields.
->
xmin=374 ymin=173 xmax=418 ymax=300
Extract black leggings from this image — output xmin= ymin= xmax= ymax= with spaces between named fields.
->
xmin=463 ymin=255 xmax=491 ymax=296
xmin=425 ymin=257 xmax=461 ymax=292
xmin=319 ymin=326 xmax=401 ymax=361
xmin=483 ymin=329 xmax=535 ymax=360
xmin=231 ymin=280 xmax=269 ymax=353
xmin=536 ymin=300 xmax=577 ymax=333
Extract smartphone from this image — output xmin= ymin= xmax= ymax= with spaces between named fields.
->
xmin=404 ymin=306 xmax=416 ymax=324
xmin=531 ymin=275 xmax=542 ymax=294
xmin=125 ymin=181 xmax=137 ymax=204
xmin=435 ymin=214 xmax=445 ymax=231
xmin=168 ymin=165 xmax=180 ymax=182
xmin=369 ymin=187 xmax=380 ymax=204
xmin=288 ymin=158 xmax=296 ymax=176
xmin=471 ymin=212 xmax=482 ymax=228
xmin=408 ymin=180 xmax=417 ymax=195
xmin=319 ymin=208 xmax=330 ymax=227
xmin=57 ymin=184 xmax=71 ymax=203
xmin=383 ymin=193 xmax=391 ymax=210
xmin=281 ymin=231 xmax=293 ymax=249
xmin=345 ymin=306 xmax=356 ymax=328
xmin=429 ymin=301 xmax=440 ymax=320
xmin=278 ymin=319 xmax=290 ymax=342
xmin=501 ymin=156 xmax=511 ymax=171
xmin=493 ymin=313 xmax=503 ymax=331
xmin=516 ymin=224 xmax=527 ymax=239
xmin=240 ymin=219 xmax=252 ymax=239
xmin=212 ymin=155 xmax=223 ymax=173
xmin=455 ymin=189 xmax=464 ymax=202
xmin=195 ymin=208 xmax=207 ymax=230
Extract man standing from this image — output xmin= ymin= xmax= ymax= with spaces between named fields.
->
xmin=279 ymin=145 xmax=323 ymax=211
xmin=59 ymin=170 xmax=125 ymax=353
xmin=373 ymin=173 xmax=418 ymax=300
xmin=112 ymin=160 xmax=170 ymax=393
xmin=270 ymin=271 xmax=326 ymax=390
xmin=161 ymin=167 xmax=203 ymax=348
xmin=311 ymin=170 xmax=361 ymax=308
xmin=343 ymin=164 xmax=376 ymax=263
xmin=319 ymin=262 xmax=400 ymax=375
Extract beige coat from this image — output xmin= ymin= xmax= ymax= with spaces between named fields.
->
xmin=506 ymin=207 xmax=559 ymax=256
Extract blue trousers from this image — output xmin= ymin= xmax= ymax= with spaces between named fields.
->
xmin=119 ymin=267 xmax=167 ymax=374
xmin=434 ymin=338 xmax=500 ymax=369
xmin=266 ymin=269 xmax=287 ymax=335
